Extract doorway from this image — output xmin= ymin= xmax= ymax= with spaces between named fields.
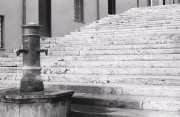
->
xmin=108 ymin=0 xmax=116 ymax=15
xmin=39 ymin=0 xmax=51 ymax=37
xmin=163 ymin=0 xmax=165 ymax=5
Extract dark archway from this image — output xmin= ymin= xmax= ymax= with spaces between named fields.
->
xmin=39 ymin=0 xmax=51 ymax=37
xmin=108 ymin=0 xmax=116 ymax=15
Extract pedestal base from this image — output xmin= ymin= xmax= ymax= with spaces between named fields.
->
xmin=20 ymin=69 xmax=44 ymax=93
xmin=0 ymin=89 xmax=74 ymax=117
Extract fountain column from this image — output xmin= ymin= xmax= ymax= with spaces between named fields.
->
xmin=16 ymin=23 xmax=47 ymax=93
xmin=0 ymin=23 xmax=74 ymax=117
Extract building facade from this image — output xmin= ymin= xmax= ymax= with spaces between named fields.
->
xmin=0 ymin=0 xmax=179 ymax=56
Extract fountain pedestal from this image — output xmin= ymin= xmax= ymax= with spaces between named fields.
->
xmin=0 ymin=89 xmax=74 ymax=117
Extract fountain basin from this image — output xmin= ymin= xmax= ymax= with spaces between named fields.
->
xmin=0 ymin=89 xmax=74 ymax=117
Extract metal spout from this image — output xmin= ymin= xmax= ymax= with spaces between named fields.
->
xmin=16 ymin=49 xmax=29 ymax=56
xmin=36 ymin=47 xmax=48 ymax=56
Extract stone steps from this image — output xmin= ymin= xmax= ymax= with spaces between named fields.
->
xmin=49 ymin=34 xmax=180 ymax=41
xmin=105 ymin=12 xmax=180 ymax=16
xmin=106 ymin=13 xmax=180 ymax=19
xmin=92 ymin=25 xmax=180 ymax=31
xmin=88 ymin=23 xmax=180 ymax=29
xmin=29 ymin=36 xmax=180 ymax=46
xmin=2 ymin=61 xmax=180 ymax=68
xmin=1 ymin=73 xmax=180 ymax=86
xmin=70 ymin=29 xmax=180 ymax=36
xmin=79 ymin=49 xmax=180 ymax=55
xmin=82 ymin=23 xmax=179 ymax=30
xmin=43 ymin=61 xmax=180 ymax=68
xmin=2 ymin=60 xmax=180 ymax=67
xmin=100 ymin=16 xmax=180 ymax=20
xmin=85 ymin=20 xmax=180 ymax=31
xmin=2 ymin=67 xmax=180 ymax=77
xmin=82 ymin=22 xmax=180 ymax=29
xmin=26 ymin=41 xmax=180 ymax=47
xmin=44 ymin=82 xmax=180 ymax=98
xmin=41 ymin=36 xmax=180 ymax=44
xmin=30 ymin=67 xmax=180 ymax=76
xmin=1 ymin=81 xmax=180 ymax=98
xmin=85 ymin=22 xmax=180 ymax=28
xmin=81 ymin=26 xmax=178 ymax=30
xmin=65 ymin=31 xmax=180 ymax=38
xmin=4 ymin=48 xmax=180 ymax=58
xmin=95 ymin=16 xmax=180 ymax=20
xmin=41 ymin=44 xmax=180 ymax=51
xmin=63 ymin=32 xmax=180 ymax=38
xmin=72 ymin=93 xmax=180 ymax=111
xmin=113 ymin=15 xmax=180 ymax=20
xmin=96 ymin=16 xmax=180 ymax=21
xmin=81 ymin=23 xmax=179 ymax=29
xmin=3 ymin=54 xmax=180 ymax=61
xmin=88 ymin=18 xmax=180 ymax=25
xmin=66 ymin=32 xmax=180 ymax=38
xmin=55 ymin=40 xmax=179 ymax=46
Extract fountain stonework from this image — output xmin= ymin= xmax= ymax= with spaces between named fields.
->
xmin=0 ymin=23 xmax=74 ymax=117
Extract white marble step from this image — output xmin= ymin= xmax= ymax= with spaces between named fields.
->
xmin=4 ymin=49 xmax=180 ymax=58
xmin=1 ymin=73 xmax=180 ymax=86
xmin=40 ymin=44 xmax=180 ymax=51
xmin=2 ymin=67 xmax=180 ymax=76
xmin=3 ymin=54 xmax=180 ymax=61
xmin=1 ymin=61 xmax=180 ymax=68
xmin=44 ymin=33 xmax=180 ymax=42
xmin=40 ymin=40 xmax=179 ymax=47
xmin=1 ymin=81 xmax=180 ymax=97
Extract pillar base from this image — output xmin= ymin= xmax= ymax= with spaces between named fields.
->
xmin=20 ymin=69 xmax=44 ymax=93
xmin=0 ymin=89 xmax=74 ymax=117
xmin=20 ymin=73 xmax=44 ymax=93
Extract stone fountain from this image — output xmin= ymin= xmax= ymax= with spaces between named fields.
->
xmin=0 ymin=23 xmax=74 ymax=117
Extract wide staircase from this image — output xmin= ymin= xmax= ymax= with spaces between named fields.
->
xmin=1 ymin=4 xmax=180 ymax=117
